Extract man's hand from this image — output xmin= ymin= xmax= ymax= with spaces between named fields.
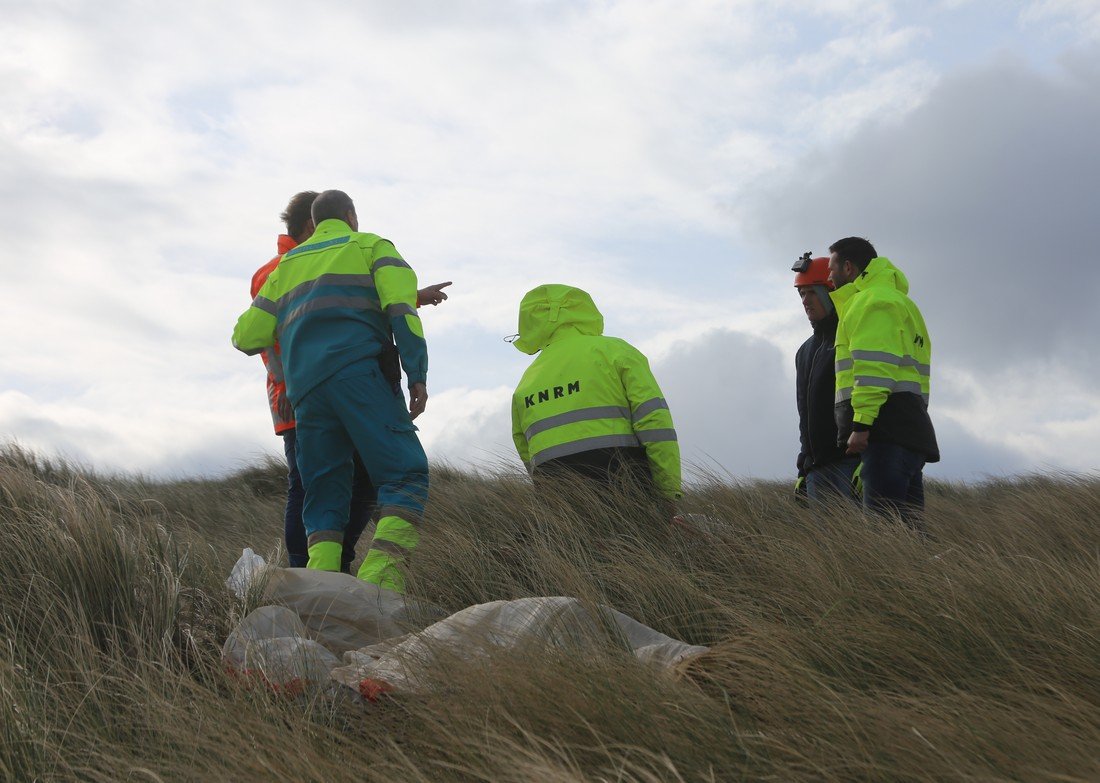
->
xmin=846 ymin=430 xmax=870 ymax=455
xmin=409 ymin=382 xmax=428 ymax=420
xmin=416 ymin=281 xmax=452 ymax=307
xmin=277 ymin=394 xmax=294 ymax=424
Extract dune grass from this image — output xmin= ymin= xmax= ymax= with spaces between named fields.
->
xmin=1 ymin=444 xmax=1098 ymax=781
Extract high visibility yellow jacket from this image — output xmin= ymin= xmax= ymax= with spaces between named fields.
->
xmin=830 ymin=257 xmax=939 ymax=461
xmin=511 ymin=285 xmax=682 ymax=500
xmin=232 ymin=220 xmax=426 ymax=405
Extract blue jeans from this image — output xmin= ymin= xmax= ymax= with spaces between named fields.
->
xmin=805 ymin=457 xmax=860 ymax=504
xmin=860 ymin=440 xmax=926 ymax=533
xmin=281 ymin=428 xmax=376 ymax=571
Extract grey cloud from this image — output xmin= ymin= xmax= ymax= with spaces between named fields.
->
xmin=747 ymin=51 xmax=1100 ymax=380
xmin=0 ymin=416 xmax=104 ymax=471
xmin=416 ymin=328 xmax=1035 ymax=481
xmin=929 ymin=416 xmax=1031 ymax=481
xmin=656 ymin=329 xmax=796 ymax=479
xmin=654 ymin=328 xmax=1031 ymax=481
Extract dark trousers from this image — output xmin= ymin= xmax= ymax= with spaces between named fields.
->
xmin=281 ymin=428 xmax=376 ymax=571
xmin=805 ymin=456 xmax=860 ymax=503
xmin=532 ymin=446 xmax=660 ymax=509
xmin=860 ymin=440 xmax=926 ymax=533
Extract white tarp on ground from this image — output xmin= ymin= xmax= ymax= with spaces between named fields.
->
xmin=329 ymin=595 xmax=710 ymax=694
xmin=223 ymin=550 xmax=709 ymax=696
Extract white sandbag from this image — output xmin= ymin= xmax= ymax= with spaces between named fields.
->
xmin=262 ymin=567 xmax=439 ymax=654
xmin=330 ymin=596 xmax=708 ymax=693
xmin=222 ymin=558 xmax=707 ymax=698
xmin=222 ymin=605 xmax=338 ymax=693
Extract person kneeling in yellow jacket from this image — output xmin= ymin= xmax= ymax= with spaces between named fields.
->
xmin=510 ymin=285 xmax=682 ymax=506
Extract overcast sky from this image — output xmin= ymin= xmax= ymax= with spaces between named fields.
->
xmin=1 ymin=0 xmax=1097 ymax=482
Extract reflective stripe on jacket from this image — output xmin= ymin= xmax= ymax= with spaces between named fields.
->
xmin=510 ymin=284 xmax=682 ymax=500
xmin=830 ymin=256 xmax=939 ymax=461
xmin=250 ymin=234 xmax=297 ymax=434
xmin=232 ymin=220 xmax=426 ymax=405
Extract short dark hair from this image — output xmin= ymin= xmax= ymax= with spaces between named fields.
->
xmin=828 ymin=237 xmax=878 ymax=272
xmin=311 ymin=190 xmax=356 ymax=225
xmin=279 ymin=191 xmax=319 ymax=240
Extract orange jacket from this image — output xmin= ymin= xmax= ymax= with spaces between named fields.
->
xmin=250 ymin=235 xmax=297 ymax=434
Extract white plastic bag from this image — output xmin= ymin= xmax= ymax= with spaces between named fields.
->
xmin=226 ymin=547 xmax=268 ymax=599
xmin=222 ymin=605 xmax=339 ymax=694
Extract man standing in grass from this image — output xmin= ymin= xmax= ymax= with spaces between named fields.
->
xmin=510 ymin=284 xmax=682 ymax=509
xmin=828 ymin=237 xmax=939 ymax=529
xmin=250 ymin=190 xmax=373 ymax=572
xmin=792 ymin=253 xmax=859 ymax=502
xmin=249 ymin=191 xmax=449 ymax=574
xmin=234 ymin=190 xmax=432 ymax=592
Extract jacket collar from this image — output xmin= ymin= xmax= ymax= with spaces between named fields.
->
xmin=829 ymin=256 xmax=909 ymax=316
xmin=829 ymin=281 xmax=859 ymax=317
xmin=277 ymin=234 xmax=297 ymax=255
xmin=811 ymin=312 xmax=838 ymax=335
xmin=853 ymin=256 xmax=909 ymax=295
xmin=310 ymin=219 xmax=353 ymax=240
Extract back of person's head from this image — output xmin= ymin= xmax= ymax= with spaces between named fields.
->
xmin=311 ymin=190 xmax=356 ymax=225
xmin=280 ymin=191 xmax=318 ymax=240
xmin=828 ymin=237 xmax=878 ymax=272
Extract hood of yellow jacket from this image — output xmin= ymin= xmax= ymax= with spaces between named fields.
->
xmin=830 ymin=256 xmax=909 ymax=315
xmin=513 ymin=284 xmax=604 ymax=355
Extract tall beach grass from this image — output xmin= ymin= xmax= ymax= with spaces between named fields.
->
xmin=1 ymin=444 xmax=1098 ymax=781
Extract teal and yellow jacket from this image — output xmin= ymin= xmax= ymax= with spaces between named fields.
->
xmin=831 ymin=257 xmax=939 ymax=461
xmin=511 ymin=285 xmax=682 ymax=499
xmin=232 ymin=219 xmax=426 ymax=405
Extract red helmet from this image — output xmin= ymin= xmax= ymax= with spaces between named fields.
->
xmin=792 ymin=253 xmax=833 ymax=289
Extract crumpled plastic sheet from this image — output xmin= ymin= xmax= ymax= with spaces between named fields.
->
xmin=222 ymin=605 xmax=339 ymax=695
xmin=329 ymin=596 xmax=710 ymax=694
xmin=222 ymin=550 xmax=709 ymax=698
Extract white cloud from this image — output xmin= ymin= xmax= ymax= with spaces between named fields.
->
xmin=0 ymin=2 xmax=1088 ymax=480
xmin=1020 ymin=1 xmax=1100 ymax=40
xmin=417 ymin=385 xmax=515 ymax=466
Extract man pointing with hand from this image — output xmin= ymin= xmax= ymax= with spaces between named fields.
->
xmin=234 ymin=189 xmax=433 ymax=592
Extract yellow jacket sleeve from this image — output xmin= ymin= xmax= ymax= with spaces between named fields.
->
xmin=232 ymin=283 xmax=279 ymax=355
xmin=511 ymin=395 xmax=532 ymax=474
xmin=615 ymin=344 xmax=682 ymax=500
xmin=847 ymin=298 xmax=909 ymax=426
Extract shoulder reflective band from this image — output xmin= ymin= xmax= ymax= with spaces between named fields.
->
xmin=284 ymin=235 xmax=351 ymax=258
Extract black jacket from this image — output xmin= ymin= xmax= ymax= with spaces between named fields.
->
xmin=835 ymin=394 xmax=940 ymax=462
xmin=795 ymin=314 xmax=849 ymax=476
